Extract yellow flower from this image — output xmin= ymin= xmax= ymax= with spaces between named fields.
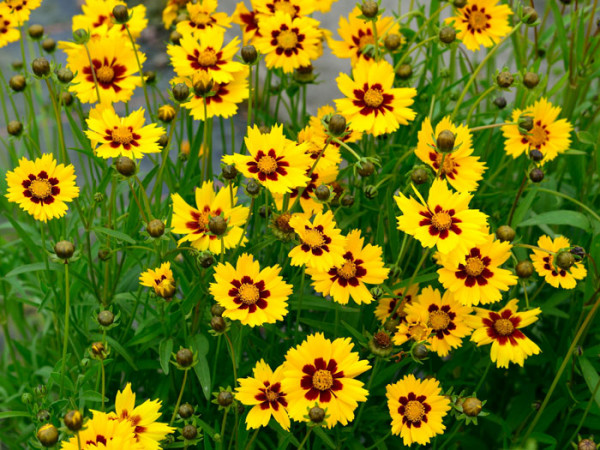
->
xmin=0 ymin=4 xmax=20 ymax=48
xmin=446 ymin=0 xmax=512 ymax=51
xmin=4 ymin=0 xmax=42 ymax=24
xmin=282 ymin=333 xmax=371 ymax=427
xmin=72 ymin=0 xmax=148 ymax=40
xmin=502 ymin=98 xmax=573 ymax=162
xmin=335 ymin=59 xmax=416 ymax=137
xmin=314 ymin=0 xmax=338 ymax=13
xmin=531 ymin=235 xmax=587 ymax=289
xmin=60 ymin=410 xmax=138 ymax=450
xmin=176 ymin=0 xmax=231 ymax=37
xmin=108 ymin=383 xmax=175 ymax=449
xmin=162 ymin=0 xmax=191 ymax=29
xmin=139 ymin=262 xmax=176 ymax=299
xmin=168 ymin=27 xmax=244 ymax=84
xmin=297 ymin=124 xmax=342 ymax=173
xmin=235 ymin=360 xmax=290 ymax=431
xmin=254 ymin=12 xmax=322 ymax=74
xmin=5 ymin=154 xmax=79 ymax=222
xmin=232 ymin=2 xmax=260 ymax=45
xmin=64 ymin=33 xmax=145 ymax=104
xmin=288 ymin=211 xmax=346 ymax=272
xmin=253 ymin=0 xmax=315 ymax=19
xmin=209 ymin=253 xmax=292 ymax=327
xmin=308 ymin=229 xmax=389 ymax=305
xmin=330 ymin=6 xmax=402 ymax=66
xmin=396 ymin=286 xmax=473 ymax=357
xmin=170 ymin=181 xmax=249 ymax=253
xmin=386 ymin=374 xmax=451 ymax=446
xmin=415 ymin=117 xmax=486 ymax=192
xmin=469 ymin=299 xmax=541 ymax=368
xmin=437 ymin=233 xmax=517 ymax=306
xmin=223 ymin=124 xmax=312 ymax=194
xmin=85 ymin=104 xmax=165 ymax=159
xmin=395 ymin=178 xmax=488 ymax=259
xmin=374 ymin=284 xmax=420 ymax=324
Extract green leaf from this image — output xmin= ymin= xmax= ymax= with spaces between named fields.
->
xmin=193 ymin=354 xmax=212 ymax=401
xmin=579 ymin=357 xmax=600 ymax=408
xmin=80 ymin=390 xmax=106 ymax=403
xmin=312 ymin=427 xmax=336 ymax=449
xmin=0 ymin=411 xmax=30 ymax=419
xmin=159 ymin=338 xmax=173 ymax=375
xmin=92 ymin=227 xmax=137 ymax=244
xmin=577 ymin=131 xmax=595 ymax=145
xmin=5 ymin=262 xmax=56 ymax=278
xmin=517 ymin=210 xmax=590 ymax=232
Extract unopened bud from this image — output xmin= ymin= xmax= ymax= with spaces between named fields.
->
xmin=176 ymin=348 xmax=194 ymax=367
xmin=241 ymin=45 xmax=258 ymax=64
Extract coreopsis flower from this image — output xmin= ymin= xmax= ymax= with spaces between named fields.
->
xmin=209 ymin=253 xmax=292 ymax=327
xmin=437 ymin=234 xmax=517 ymax=306
xmin=253 ymin=12 xmax=322 ymax=74
xmin=309 ymin=105 xmax=362 ymax=148
xmin=171 ymin=181 xmax=249 ymax=253
xmin=531 ymin=235 xmax=587 ymax=289
xmin=182 ymin=68 xmax=249 ymax=121
xmin=392 ymin=309 xmax=431 ymax=347
xmin=374 ymin=284 xmax=420 ymax=324
xmin=168 ymin=27 xmax=244 ymax=84
xmin=232 ymin=2 xmax=260 ymax=45
xmin=4 ymin=0 xmax=42 ymax=24
xmin=308 ymin=229 xmax=389 ymax=305
xmin=139 ymin=262 xmax=176 ymax=299
xmin=235 ymin=360 xmax=290 ymax=431
xmin=395 ymin=287 xmax=473 ymax=357
xmin=502 ymin=98 xmax=573 ymax=162
xmin=469 ymin=299 xmax=541 ymax=368
xmin=330 ymin=7 xmax=402 ymax=66
xmin=176 ymin=0 xmax=231 ymax=37
xmin=282 ymin=333 xmax=370 ymax=427
xmin=0 ymin=4 xmax=20 ymax=48
xmin=386 ymin=374 xmax=451 ymax=446
xmin=65 ymin=33 xmax=145 ymax=104
xmin=223 ymin=125 xmax=312 ymax=194
xmin=72 ymin=0 xmax=148 ymax=39
xmin=288 ymin=211 xmax=346 ymax=272
xmin=314 ymin=0 xmax=338 ymax=13
xmin=5 ymin=154 xmax=79 ymax=222
xmin=297 ymin=124 xmax=342 ymax=172
xmin=108 ymin=383 xmax=175 ymax=449
xmin=446 ymin=0 xmax=512 ymax=51
xmin=162 ymin=0 xmax=191 ymax=29
xmin=395 ymin=179 xmax=488 ymax=259
xmin=60 ymin=410 xmax=138 ymax=450
xmin=414 ymin=117 xmax=486 ymax=192
xmin=85 ymin=104 xmax=165 ymax=159
xmin=335 ymin=59 xmax=417 ymax=137
xmin=254 ymin=0 xmax=315 ymax=19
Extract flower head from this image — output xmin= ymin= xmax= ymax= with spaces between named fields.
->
xmin=171 ymin=181 xmax=249 ymax=253
xmin=386 ymin=374 xmax=451 ymax=446
xmin=0 ymin=4 xmax=20 ymax=48
xmin=282 ymin=333 xmax=371 ymax=427
xmin=4 ymin=0 xmax=43 ymax=24
xmin=232 ymin=2 xmax=260 ymax=44
xmin=176 ymin=0 xmax=231 ymax=37
xmin=162 ymin=0 xmax=191 ymax=29
xmin=236 ymin=360 xmax=290 ymax=430
xmin=5 ymin=154 xmax=79 ymax=222
xmin=446 ymin=0 xmax=512 ymax=51
xmin=415 ymin=117 xmax=486 ymax=192
xmin=72 ymin=0 xmax=148 ymax=39
xmin=469 ymin=299 xmax=541 ymax=368
xmin=335 ymin=59 xmax=416 ymax=136
xmin=254 ymin=0 xmax=315 ymax=19
xmin=140 ymin=262 xmax=175 ymax=299
xmin=375 ymin=284 xmax=420 ymax=324
xmin=209 ymin=253 xmax=292 ymax=327
xmin=502 ymin=98 xmax=573 ymax=162
xmin=60 ymin=410 xmax=138 ymax=450
xmin=531 ymin=235 xmax=587 ymax=289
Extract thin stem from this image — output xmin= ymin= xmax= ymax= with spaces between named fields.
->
xmin=247 ymin=64 xmax=253 ymax=128
xmin=535 ymin=188 xmax=600 ymax=224
xmin=151 ymin=107 xmax=179 ymax=201
xmin=60 ymin=262 xmax=71 ymax=395
xmin=244 ymin=428 xmax=260 ymax=450
xmin=82 ymin=43 xmax=102 ymax=103
xmin=219 ymin=408 xmax=229 ymax=450
xmin=353 ymin=358 xmax=381 ymax=431
xmin=331 ymin=138 xmax=361 ymax=161
xmin=100 ymin=359 xmax=106 ymax=411
xmin=297 ymin=427 xmax=313 ymax=450
xmin=125 ymin=25 xmax=152 ymax=118
xmin=371 ymin=19 xmax=380 ymax=61
xmin=44 ymin=79 xmax=68 ymax=162
xmin=224 ymin=332 xmax=238 ymax=385
xmin=507 ymin=173 xmax=528 ymax=226
xmin=170 ymin=369 xmax=189 ymax=426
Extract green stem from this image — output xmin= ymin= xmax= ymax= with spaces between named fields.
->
xmin=535 ymin=188 xmax=600 ymax=224
xmin=224 ymin=332 xmax=238 ymax=385
xmin=82 ymin=43 xmax=102 ymax=103
xmin=247 ymin=64 xmax=253 ymax=128
xmin=244 ymin=428 xmax=260 ymax=450
xmin=170 ymin=369 xmax=189 ymax=426
xmin=507 ymin=173 xmax=528 ymax=226
xmin=125 ymin=25 xmax=152 ymax=118
xmin=151 ymin=107 xmax=179 ymax=202
xmin=353 ymin=358 xmax=381 ymax=431
xmin=60 ymin=262 xmax=71 ymax=394
xmin=466 ymin=85 xmax=497 ymax=123
xmin=100 ymin=359 xmax=106 ymax=411
xmin=297 ymin=427 xmax=312 ymax=450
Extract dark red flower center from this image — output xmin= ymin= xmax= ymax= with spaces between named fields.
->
xmin=353 ymin=82 xmax=394 ymax=117
xmin=462 ymin=4 xmax=492 ymax=34
xmin=328 ymin=251 xmax=367 ymax=287
xmin=228 ymin=275 xmax=270 ymax=313
xmin=398 ymin=392 xmax=431 ymax=428
xmin=270 ymin=24 xmax=305 ymax=57
xmin=483 ymin=310 xmax=525 ymax=345
xmin=255 ymin=380 xmax=288 ymax=411
xmin=455 ymin=247 xmax=493 ymax=286
xmin=22 ymin=170 xmax=60 ymax=205
xmin=418 ymin=205 xmax=462 ymax=239
xmin=300 ymin=224 xmax=332 ymax=256
xmin=427 ymin=304 xmax=457 ymax=339
xmin=300 ymin=357 xmax=344 ymax=403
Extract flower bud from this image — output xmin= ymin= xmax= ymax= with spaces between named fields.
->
xmin=529 ymin=167 xmax=544 ymax=183
xmin=439 ymin=26 xmax=456 ymax=44
xmin=396 ymin=64 xmax=412 ymax=79
xmin=462 ymin=397 xmax=482 ymax=417
xmin=9 ymin=74 xmax=26 ymax=92
xmin=176 ymin=348 xmax=194 ymax=367
xmin=210 ymin=315 xmax=226 ymax=332
xmin=523 ymin=72 xmax=540 ymax=89
xmin=411 ymin=167 xmax=428 ymax=185
xmin=11 ymin=60 xmax=23 ymax=70
xmin=54 ymin=240 xmax=75 ymax=260
xmin=42 ymin=37 xmax=56 ymax=53
xmin=412 ymin=343 xmax=428 ymax=360
xmin=364 ymin=185 xmax=378 ymax=199
xmin=98 ymin=310 xmax=115 ymax=327
xmin=497 ymin=71 xmax=514 ymax=88
xmin=73 ymin=29 xmax=90 ymax=45
xmin=341 ymin=194 xmax=355 ymax=207
xmin=144 ymin=70 xmax=156 ymax=84
xmin=370 ymin=286 xmax=383 ymax=299
xmin=98 ymin=248 xmax=111 ymax=261
xmin=211 ymin=304 xmax=226 ymax=317
xmin=361 ymin=1 xmax=378 ymax=18
xmin=158 ymin=105 xmax=176 ymax=123
xmin=172 ymin=83 xmax=190 ymax=102
xmin=147 ymin=219 xmax=165 ymax=238
xmin=64 ymin=410 xmax=83 ymax=431
xmin=37 ymin=424 xmax=59 ymax=447
xmin=37 ymin=410 xmax=51 ymax=422
xmin=28 ymin=25 xmax=44 ymax=40
xmin=179 ymin=403 xmax=194 ymax=419
xmin=91 ymin=341 xmax=106 ymax=358
xmin=198 ymin=252 xmax=214 ymax=268
xmin=315 ymin=184 xmax=330 ymax=201
xmin=7 ymin=120 xmax=23 ymax=137
xmin=384 ymin=317 xmax=400 ymax=333
xmin=34 ymin=384 xmax=47 ymax=397
xmin=357 ymin=160 xmax=375 ymax=177
xmin=241 ymin=45 xmax=258 ymax=64
xmin=529 ymin=149 xmax=544 ymax=162
xmin=222 ymin=164 xmax=238 ymax=180
xmin=495 ymin=225 xmax=515 ymax=242
xmin=453 ymin=0 xmax=467 ymax=7
xmin=570 ymin=246 xmax=585 ymax=260
xmin=328 ymin=114 xmax=346 ymax=136
xmin=245 ymin=179 xmax=261 ymax=197
xmin=522 ymin=6 xmax=538 ymax=24
xmin=208 ymin=216 xmax=227 ymax=236
xmin=21 ymin=393 xmax=32 ymax=405
xmin=112 ymin=5 xmax=130 ymax=24
xmin=182 ymin=424 xmax=198 ymax=440
xmin=494 ymin=97 xmax=507 ymax=109
xmin=578 ymin=439 xmax=597 ymax=450
xmin=158 ymin=134 xmax=169 ymax=148
xmin=516 ymin=260 xmax=534 ymax=278
xmin=57 ymin=68 xmax=74 ymax=84
xmin=519 ymin=116 xmax=534 ymax=132
xmin=60 ymin=92 xmax=74 ymax=107
xmin=217 ymin=391 xmax=233 ymax=407
xmin=384 ymin=33 xmax=402 ymax=51
xmin=436 ymin=130 xmax=455 ymax=153
xmin=556 ymin=251 xmax=575 ymax=270
xmin=309 ymin=406 xmax=325 ymax=423
xmin=193 ymin=76 xmax=214 ymax=97
xmin=170 ymin=30 xmax=183 ymax=45
xmin=115 ymin=156 xmax=137 ymax=177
